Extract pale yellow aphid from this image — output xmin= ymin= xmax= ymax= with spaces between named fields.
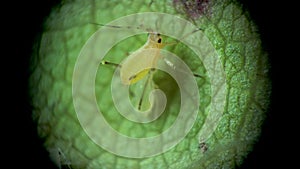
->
xmin=96 ymin=22 xmax=201 ymax=84
xmin=94 ymin=22 xmax=169 ymax=85
xmin=96 ymin=23 xmax=201 ymax=109
xmin=119 ymin=32 xmax=166 ymax=85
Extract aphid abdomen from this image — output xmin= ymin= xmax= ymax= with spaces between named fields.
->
xmin=120 ymin=48 xmax=161 ymax=85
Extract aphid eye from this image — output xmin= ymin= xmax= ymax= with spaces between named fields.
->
xmin=157 ymin=38 xmax=162 ymax=43
xmin=157 ymin=33 xmax=160 ymax=36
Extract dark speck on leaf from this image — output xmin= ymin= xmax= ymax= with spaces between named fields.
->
xmin=173 ymin=0 xmax=211 ymax=19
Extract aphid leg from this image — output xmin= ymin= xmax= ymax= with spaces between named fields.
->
xmin=163 ymin=27 xmax=203 ymax=47
xmin=138 ymin=69 xmax=156 ymax=110
xmin=101 ymin=60 xmax=121 ymax=68
xmin=193 ymin=73 xmax=203 ymax=78
xmin=162 ymin=41 xmax=178 ymax=47
xmin=162 ymin=58 xmax=203 ymax=78
xmin=148 ymin=0 xmax=154 ymax=7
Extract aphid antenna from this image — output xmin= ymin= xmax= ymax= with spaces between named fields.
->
xmin=91 ymin=22 xmax=174 ymax=37
xmin=90 ymin=22 xmax=123 ymax=28
xmin=176 ymin=27 xmax=203 ymax=43
xmin=90 ymin=22 xmax=150 ymax=33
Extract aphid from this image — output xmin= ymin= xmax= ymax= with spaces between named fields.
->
xmin=120 ymin=32 xmax=171 ymax=85
xmin=49 ymin=147 xmax=72 ymax=169
xmin=198 ymin=142 xmax=208 ymax=153
xmin=94 ymin=23 xmax=202 ymax=110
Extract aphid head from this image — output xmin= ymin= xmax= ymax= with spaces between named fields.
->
xmin=148 ymin=32 xmax=162 ymax=44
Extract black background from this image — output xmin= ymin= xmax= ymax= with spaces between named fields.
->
xmin=5 ymin=0 xmax=288 ymax=168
